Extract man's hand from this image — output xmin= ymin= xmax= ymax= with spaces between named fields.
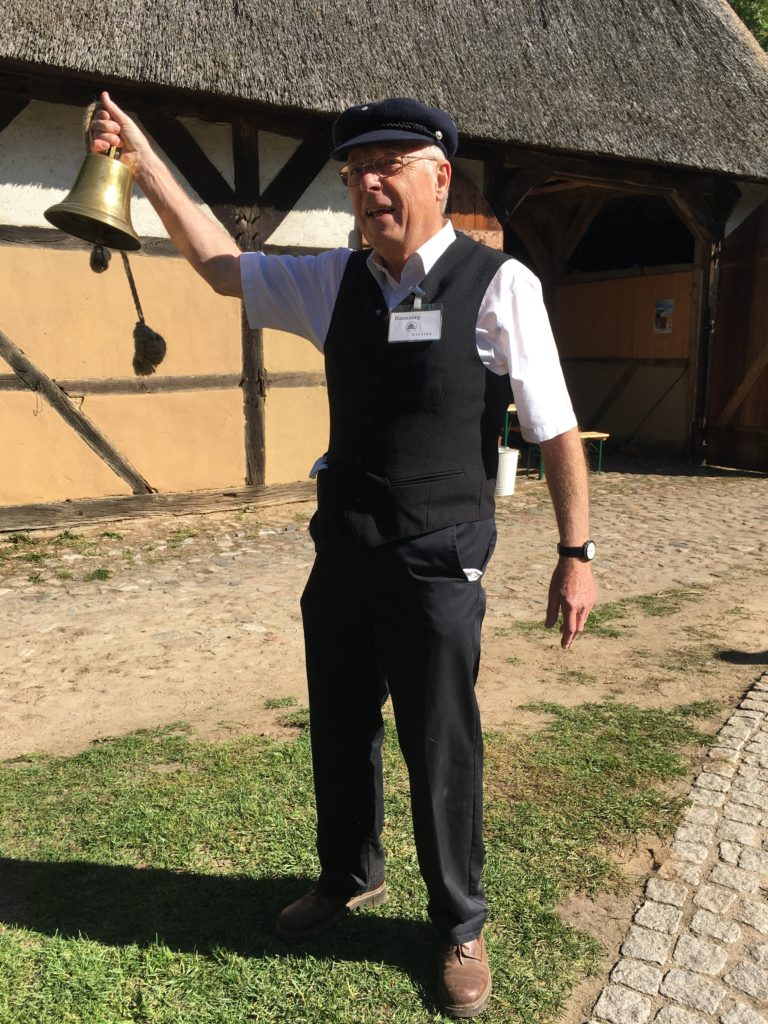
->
xmin=545 ymin=558 xmax=596 ymax=650
xmin=89 ymin=91 xmax=153 ymax=177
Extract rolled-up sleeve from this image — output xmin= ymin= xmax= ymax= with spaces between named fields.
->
xmin=476 ymin=260 xmax=577 ymax=443
xmin=240 ymin=249 xmax=352 ymax=351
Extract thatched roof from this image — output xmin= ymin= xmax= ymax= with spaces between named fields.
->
xmin=3 ymin=0 xmax=768 ymax=181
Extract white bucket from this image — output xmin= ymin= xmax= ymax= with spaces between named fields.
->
xmin=496 ymin=446 xmax=519 ymax=497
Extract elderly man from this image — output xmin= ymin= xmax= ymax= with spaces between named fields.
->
xmin=91 ymin=94 xmax=595 ymax=1018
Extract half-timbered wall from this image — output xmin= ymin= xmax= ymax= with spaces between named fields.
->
xmin=0 ymin=96 xmax=365 ymax=505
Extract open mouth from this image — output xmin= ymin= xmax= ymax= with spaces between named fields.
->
xmin=366 ymin=206 xmax=396 ymax=219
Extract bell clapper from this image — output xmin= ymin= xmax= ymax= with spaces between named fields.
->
xmin=89 ymin=245 xmax=111 ymax=273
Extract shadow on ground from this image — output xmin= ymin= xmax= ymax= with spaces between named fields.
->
xmin=0 ymin=857 xmax=435 ymax=996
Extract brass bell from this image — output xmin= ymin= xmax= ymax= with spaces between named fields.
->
xmin=45 ymin=148 xmax=140 ymax=251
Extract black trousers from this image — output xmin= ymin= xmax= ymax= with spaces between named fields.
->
xmin=300 ymin=518 xmax=496 ymax=944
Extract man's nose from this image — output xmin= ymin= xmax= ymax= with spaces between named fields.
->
xmin=359 ymin=168 xmax=382 ymax=189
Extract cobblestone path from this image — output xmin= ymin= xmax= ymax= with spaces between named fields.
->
xmin=589 ymin=673 xmax=768 ymax=1024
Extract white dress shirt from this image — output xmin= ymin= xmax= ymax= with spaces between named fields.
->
xmin=240 ymin=221 xmax=576 ymax=443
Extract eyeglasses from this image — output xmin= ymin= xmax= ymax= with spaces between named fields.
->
xmin=338 ymin=154 xmax=439 ymax=188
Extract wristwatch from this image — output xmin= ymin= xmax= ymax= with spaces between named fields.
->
xmin=557 ymin=539 xmax=596 ymax=562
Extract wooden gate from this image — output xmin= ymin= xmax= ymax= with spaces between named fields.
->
xmin=706 ymin=201 xmax=768 ymax=470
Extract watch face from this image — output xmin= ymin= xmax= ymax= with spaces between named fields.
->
xmin=585 ymin=540 xmax=596 ymax=561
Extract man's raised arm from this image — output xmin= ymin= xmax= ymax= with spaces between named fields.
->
xmin=90 ymin=92 xmax=242 ymax=297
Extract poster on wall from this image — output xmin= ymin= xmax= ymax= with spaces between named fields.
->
xmin=654 ymin=299 xmax=674 ymax=334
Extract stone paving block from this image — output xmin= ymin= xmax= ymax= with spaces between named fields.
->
xmin=666 ymin=862 xmax=703 ymax=886
xmin=646 ymin=878 xmax=689 ymax=908
xmin=709 ymin=864 xmax=760 ymax=894
xmin=731 ymin=710 xmax=764 ymax=720
xmin=594 ymin=983 xmax=653 ymax=1024
xmin=654 ymin=1007 xmax=708 ymax=1024
xmin=731 ymin=775 xmax=768 ymax=795
xmin=673 ymin=841 xmax=709 ymax=864
xmin=745 ymin=692 xmax=768 ymax=703
xmin=690 ymin=909 xmax=741 ymax=944
xmin=673 ymin=933 xmax=729 ymax=975
xmin=684 ymin=805 xmax=720 ymax=825
xmin=706 ymin=762 xmax=738 ymax=779
xmin=738 ymin=847 xmax=768 ymax=874
xmin=635 ymin=901 xmax=684 ymax=934
xmin=660 ymin=968 xmax=726 ymax=1013
xmin=734 ymin=898 xmax=768 ymax=934
xmin=742 ymin=700 xmax=768 ymax=712
xmin=720 ymin=1003 xmax=768 ymax=1024
xmin=676 ymin=823 xmax=716 ymax=846
xmin=717 ymin=820 xmax=763 ymax=846
xmin=694 ymin=884 xmax=737 ymax=914
xmin=749 ymin=942 xmax=768 ymax=966
xmin=718 ymin=734 xmax=747 ymax=750
xmin=724 ymin=961 xmax=768 ymax=1001
xmin=737 ymin=765 xmax=760 ymax=780
xmin=696 ymin=773 xmax=731 ymax=793
xmin=723 ymin=802 xmax=764 ymax=826
xmin=719 ymin=842 xmax=742 ymax=864
xmin=709 ymin=748 xmax=741 ymax=764
xmin=611 ymin=958 xmax=663 ymax=995
xmin=728 ymin=790 xmax=768 ymax=811
xmin=690 ymin=788 xmax=727 ymax=808
xmin=622 ymin=926 xmax=674 ymax=965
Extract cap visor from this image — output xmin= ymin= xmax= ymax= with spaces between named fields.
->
xmin=332 ymin=128 xmax=442 ymax=161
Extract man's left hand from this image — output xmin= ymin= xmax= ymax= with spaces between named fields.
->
xmin=545 ymin=559 xmax=597 ymax=650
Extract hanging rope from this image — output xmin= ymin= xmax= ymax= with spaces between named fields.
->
xmin=120 ymin=252 xmax=167 ymax=376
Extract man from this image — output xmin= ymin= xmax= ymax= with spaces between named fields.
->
xmin=91 ymin=94 xmax=596 ymax=1018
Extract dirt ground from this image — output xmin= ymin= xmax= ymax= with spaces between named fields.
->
xmin=1 ymin=457 xmax=766 ymax=1021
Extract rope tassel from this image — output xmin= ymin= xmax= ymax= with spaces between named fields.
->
xmin=119 ymin=252 xmax=167 ymax=376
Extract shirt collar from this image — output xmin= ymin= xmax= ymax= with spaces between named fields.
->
xmin=366 ymin=221 xmax=456 ymax=293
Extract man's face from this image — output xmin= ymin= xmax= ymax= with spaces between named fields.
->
xmin=344 ymin=141 xmax=451 ymax=261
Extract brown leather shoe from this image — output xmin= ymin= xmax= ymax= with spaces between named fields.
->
xmin=436 ymin=933 xmax=492 ymax=1018
xmin=276 ymin=880 xmax=387 ymax=941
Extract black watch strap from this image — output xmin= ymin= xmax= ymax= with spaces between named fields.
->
xmin=557 ymin=540 xmax=596 ymax=561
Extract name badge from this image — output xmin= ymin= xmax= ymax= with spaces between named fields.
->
xmin=388 ymin=305 xmax=443 ymax=343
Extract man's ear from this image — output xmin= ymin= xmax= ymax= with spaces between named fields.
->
xmin=436 ymin=160 xmax=452 ymax=203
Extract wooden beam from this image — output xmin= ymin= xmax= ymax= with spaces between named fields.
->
xmin=267 ymin=371 xmax=326 ymax=388
xmin=714 ymin=343 xmax=768 ymax=429
xmin=0 ymin=481 xmax=316 ymax=533
xmin=259 ymin=137 xmax=331 ymax=241
xmin=553 ymin=196 xmax=605 ymax=277
xmin=482 ymin=163 xmax=551 ymax=225
xmin=240 ymin=315 xmax=265 ymax=486
xmin=0 ymin=225 xmax=329 ymax=259
xmin=0 ymin=70 xmax=334 ymax=141
xmin=0 ymin=329 xmax=155 ymax=494
xmin=140 ymin=113 xmax=237 ymax=232
xmin=231 ymin=119 xmax=266 ymax=488
xmin=232 ymin=117 xmax=261 ymax=251
xmin=0 ymin=373 xmax=242 ymax=394
xmin=666 ymin=190 xmax=714 ymax=243
xmin=0 ymin=92 xmax=28 ymax=132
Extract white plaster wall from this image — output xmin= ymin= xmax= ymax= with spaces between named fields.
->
xmin=259 ymin=131 xmax=301 ymax=192
xmin=0 ymin=100 xmax=355 ymax=249
xmin=263 ymin=155 xmax=357 ymax=249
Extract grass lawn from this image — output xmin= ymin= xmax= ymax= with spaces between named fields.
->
xmin=0 ymin=700 xmax=717 ymax=1023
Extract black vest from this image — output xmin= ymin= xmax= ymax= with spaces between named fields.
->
xmin=315 ymin=233 xmax=512 ymax=547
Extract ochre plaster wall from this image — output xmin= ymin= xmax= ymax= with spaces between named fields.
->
xmin=0 ymin=245 xmax=245 ymax=504
xmin=1 ymin=246 xmax=241 ymax=378
xmin=0 ymin=391 xmax=132 ymax=505
xmin=264 ymin=386 xmax=329 ymax=486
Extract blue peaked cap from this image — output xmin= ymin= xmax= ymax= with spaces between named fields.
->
xmin=331 ymin=98 xmax=458 ymax=161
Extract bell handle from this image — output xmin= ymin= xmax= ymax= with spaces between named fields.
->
xmin=82 ymin=99 xmax=122 ymax=160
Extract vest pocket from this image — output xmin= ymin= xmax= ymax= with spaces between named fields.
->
xmin=390 ymin=468 xmax=464 ymax=487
